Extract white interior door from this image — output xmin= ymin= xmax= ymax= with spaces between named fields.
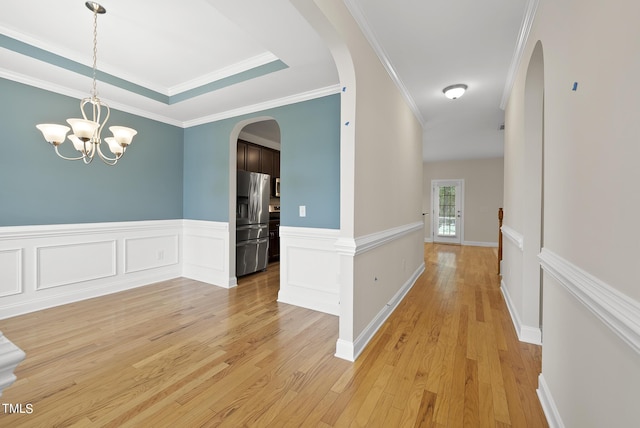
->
xmin=432 ymin=180 xmax=463 ymax=244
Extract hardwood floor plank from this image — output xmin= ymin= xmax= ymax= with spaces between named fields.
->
xmin=415 ymin=389 xmax=438 ymax=428
xmin=463 ymin=357 xmax=481 ymax=427
xmin=0 ymin=245 xmax=547 ymax=427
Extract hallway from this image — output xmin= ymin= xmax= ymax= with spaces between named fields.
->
xmin=0 ymin=244 xmax=546 ymax=427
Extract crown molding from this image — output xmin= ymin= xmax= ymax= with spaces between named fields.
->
xmin=1 ymin=67 xmax=340 ymax=129
xmin=500 ymin=0 xmax=540 ymax=110
xmin=0 ymin=68 xmax=184 ymax=127
xmin=168 ymin=52 xmax=279 ymax=96
xmin=184 ymin=84 xmax=341 ymax=128
xmin=342 ymin=0 xmax=425 ymax=126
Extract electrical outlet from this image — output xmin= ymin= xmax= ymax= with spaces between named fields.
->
xmin=299 ymin=205 xmax=306 ymax=217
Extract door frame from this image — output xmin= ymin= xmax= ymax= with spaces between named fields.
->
xmin=431 ymin=179 xmax=464 ymax=244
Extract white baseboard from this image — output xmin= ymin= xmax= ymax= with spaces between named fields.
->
xmin=537 ymin=374 xmax=565 ymax=428
xmin=423 ymin=239 xmax=497 ymax=247
xmin=0 ymin=220 xmax=182 ymax=319
xmin=336 ymin=262 xmax=426 ymax=361
xmin=463 ymin=240 xmax=498 ymax=247
xmin=335 ymin=339 xmax=355 ymax=362
xmin=500 ymin=279 xmax=542 ymax=345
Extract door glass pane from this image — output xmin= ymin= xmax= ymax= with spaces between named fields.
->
xmin=438 ymin=186 xmax=456 ymax=236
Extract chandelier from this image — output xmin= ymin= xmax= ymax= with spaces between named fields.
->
xmin=36 ymin=2 xmax=137 ymax=165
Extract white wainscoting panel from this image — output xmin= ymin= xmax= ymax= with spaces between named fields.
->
xmin=182 ymin=220 xmax=234 ymax=288
xmin=37 ymin=240 xmax=117 ymax=290
xmin=0 ymin=220 xmax=182 ymax=319
xmin=125 ymin=235 xmax=179 ymax=274
xmin=278 ymin=227 xmax=341 ymax=315
xmin=0 ymin=249 xmax=22 ymax=298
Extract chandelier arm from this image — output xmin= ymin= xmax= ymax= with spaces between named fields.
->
xmin=87 ymin=139 xmax=97 ymax=159
xmin=54 ymin=145 xmax=88 ymax=162
xmin=97 ymin=100 xmax=110 ymax=142
xmin=96 ymin=142 xmax=120 ymax=165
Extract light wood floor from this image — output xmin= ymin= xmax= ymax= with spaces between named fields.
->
xmin=0 ymin=244 xmax=547 ymax=427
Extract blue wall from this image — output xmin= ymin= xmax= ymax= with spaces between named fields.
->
xmin=0 ymin=78 xmax=339 ymax=229
xmin=183 ymin=94 xmax=340 ymax=229
xmin=0 ymin=79 xmax=184 ymax=226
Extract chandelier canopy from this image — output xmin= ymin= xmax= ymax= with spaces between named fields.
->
xmin=36 ymin=2 xmax=137 ymax=166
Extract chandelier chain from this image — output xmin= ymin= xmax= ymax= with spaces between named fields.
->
xmin=91 ymin=8 xmax=99 ymax=100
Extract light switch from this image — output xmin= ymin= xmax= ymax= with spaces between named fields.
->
xmin=299 ymin=205 xmax=306 ymax=217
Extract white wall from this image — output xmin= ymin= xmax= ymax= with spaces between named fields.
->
xmin=292 ymin=0 xmax=425 ymax=361
xmin=503 ymin=0 xmax=640 ymax=426
xmin=423 ymin=158 xmax=504 ymax=245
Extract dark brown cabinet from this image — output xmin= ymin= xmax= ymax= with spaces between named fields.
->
xmin=237 ymin=140 xmax=247 ymax=171
xmin=237 ymin=139 xmax=280 ymax=182
xmin=273 ymin=153 xmax=280 ymax=179
xmin=269 ymin=220 xmax=280 ymax=262
xmin=246 ymin=144 xmax=261 ymax=173
xmin=261 ymin=148 xmax=274 ymax=177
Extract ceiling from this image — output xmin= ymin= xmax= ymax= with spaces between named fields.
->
xmin=0 ymin=0 xmax=527 ymax=162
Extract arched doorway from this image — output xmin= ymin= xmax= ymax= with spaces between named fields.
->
xmin=522 ymin=41 xmax=545 ymax=343
xmin=228 ymin=118 xmax=281 ymax=283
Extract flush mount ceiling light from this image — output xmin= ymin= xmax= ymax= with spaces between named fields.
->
xmin=443 ymin=84 xmax=468 ymax=100
xmin=36 ymin=2 xmax=137 ymax=165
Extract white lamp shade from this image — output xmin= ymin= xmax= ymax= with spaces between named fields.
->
xmin=36 ymin=124 xmax=70 ymax=144
xmin=109 ymin=126 xmax=137 ymax=146
xmin=66 ymin=118 xmax=99 ymax=141
xmin=69 ymin=135 xmax=91 ymax=154
xmin=105 ymin=137 xmax=124 ymax=156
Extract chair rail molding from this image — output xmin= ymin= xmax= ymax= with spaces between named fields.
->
xmin=501 ymin=224 xmax=524 ymax=251
xmin=539 ymin=248 xmax=640 ymax=355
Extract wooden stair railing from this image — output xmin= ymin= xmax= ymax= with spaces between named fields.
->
xmin=498 ymin=207 xmax=503 ymax=274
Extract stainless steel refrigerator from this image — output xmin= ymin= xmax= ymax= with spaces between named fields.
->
xmin=236 ymin=170 xmax=270 ymax=277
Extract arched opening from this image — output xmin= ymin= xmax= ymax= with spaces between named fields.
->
xmin=522 ymin=41 xmax=545 ymax=343
xmin=227 ymin=117 xmax=281 ymax=284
